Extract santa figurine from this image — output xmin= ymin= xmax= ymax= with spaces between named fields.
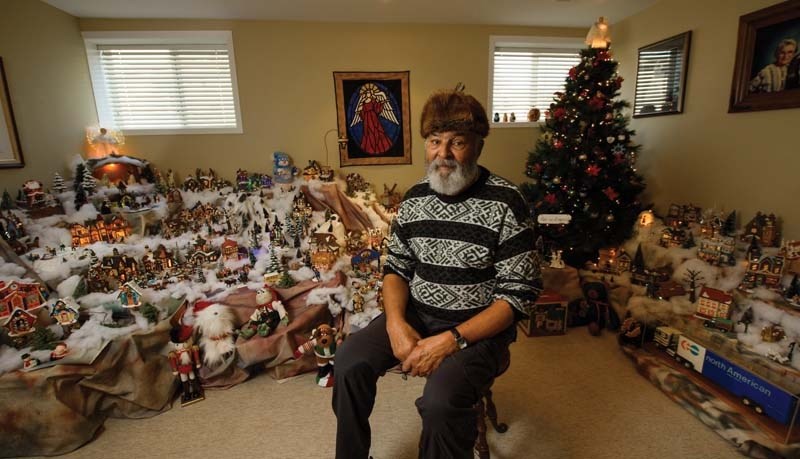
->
xmin=239 ymin=287 xmax=288 ymax=340
xmin=193 ymin=300 xmax=236 ymax=369
xmin=168 ymin=324 xmax=204 ymax=406
xmin=294 ymin=323 xmax=342 ymax=388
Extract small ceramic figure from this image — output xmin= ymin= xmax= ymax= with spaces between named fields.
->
xmin=168 ymin=338 xmax=205 ymax=406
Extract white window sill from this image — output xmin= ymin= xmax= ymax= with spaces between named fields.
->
xmin=490 ymin=121 xmax=545 ymax=129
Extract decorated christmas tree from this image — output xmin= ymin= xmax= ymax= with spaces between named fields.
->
xmin=521 ymin=46 xmax=645 ymax=266
xmin=52 ymin=173 xmax=66 ymax=194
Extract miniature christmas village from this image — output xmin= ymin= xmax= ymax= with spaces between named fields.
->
xmin=0 ymin=142 xmax=405 ymax=386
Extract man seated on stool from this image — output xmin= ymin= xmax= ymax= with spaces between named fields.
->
xmin=332 ymin=88 xmax=542 ymax=459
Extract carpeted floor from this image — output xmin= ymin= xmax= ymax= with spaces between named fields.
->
xmin=48 ymin=329 xmax=741 ymax=459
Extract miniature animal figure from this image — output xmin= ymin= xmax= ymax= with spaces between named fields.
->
xmin=294 ymin=323 xmax=342 ymax=387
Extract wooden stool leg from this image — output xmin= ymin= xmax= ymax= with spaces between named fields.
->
xmin=475 ymin=396 xmax=490 ymax=459
xmin=484 ymin=389 xmax=508 ymax=433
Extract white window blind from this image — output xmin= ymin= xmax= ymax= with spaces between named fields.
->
xmin=489 ymin=37 xmax=582 ymax=125
xmin=633 ymin=48 xmax=684 ymax=115
xmin=84 ymin=31 xmax=242 ymax=135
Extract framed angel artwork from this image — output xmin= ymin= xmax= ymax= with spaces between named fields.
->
xmin=333 ymin=71 xmax=411 ymax=166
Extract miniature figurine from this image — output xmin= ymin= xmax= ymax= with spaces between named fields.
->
xmin=168 ymin=337 xmax=204 ymax=406
xmin=273 ymin=152 xmax=298 ymax=184
xmin=549 ymin=249 xmax=565 ymax=269
xmin=50 ymin=342 xmax=69 ymax=360
xmin=21 ymin=353 xmax=40 ymax=370
xmin=618 ymin=313 xmax=643 ymax=346
xmin=193 ymin=301 xmax=236 ymax=368
xmin=239 ymin=288 xmax=288 ymax=340
xmin=50 ymin=298 xmax=80 ymax=338
xmin=293 ymin=323 xmax=342 ymax=387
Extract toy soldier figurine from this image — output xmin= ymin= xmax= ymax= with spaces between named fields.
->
xmin=168 ymin=339 xmax=204 ymax=406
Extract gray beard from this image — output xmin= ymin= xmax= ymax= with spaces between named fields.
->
xmin=426 ymin=158 xmax=479 ymax=196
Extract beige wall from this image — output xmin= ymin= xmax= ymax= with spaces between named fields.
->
xmin=614 ymin=0 xmax=800 ymax=237
xmin=78 ymin=18 xmax=582 ymax=193
xmin=0 ymin=0 xmax=97 ymax=192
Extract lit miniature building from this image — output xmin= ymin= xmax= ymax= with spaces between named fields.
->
xmin=311 ymin=233 xmax=340 ymax=271
xmin=70 ymin=215 xmax=132 ymax=246
xmin=659 ymin=227 xmax=687 ymax=248
xmin=101 ymin=248 xmax=139 ymax=284
xmin=3 ymin=308 xmax=38 ymax=338
xmin=50 ymin=299 xmax=79 ymax=326
xmin=117 ymin=281 xmax=144 ymax=309
xmin=597 ymin=247 xmax=631 ymax=274
xmin=367 ymin=228 xmax=385 ymax=250
xmin=700 ymin=214 xmax=724 ymax=239
xmin=302 ymin=161 xmax=320 ymax=181
xmin=87 ymin=154 xmax=150 ymax=185
xmin=220 ymin=238 xmax=241 ymax=262
xmin=519 ymin=290 xmax=568 ymax=337
xmin=697 ymin=236 xmax=736 ymax=266
xmin=761 ymin=324 xmax=786 ymax=343
xmin=742 ymin=212 xmax=780 ymax=247
xmin=695 ymin=287 xmax=733 ymax=322
xmin=637 ymin=210 xmax=655 ymax=227
xmin=0 ymin=280 xmax=46 ymax=322
xmin=739 ymin=254 xmax=785 ymax=291
xmin=664 ymin=203 xmax=701 ymax=228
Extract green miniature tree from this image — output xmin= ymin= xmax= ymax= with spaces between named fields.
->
xmin=29 ymin=327 xmax=59 ymax=351
xmin=74 ymin=163 xmax=86 ymax=192
xmin=140 ymin=302 xmax=159 ymax=324
xmin=723 ymin=211 xmax=737 ymax=237
xmin=52 ymin=173 xmax=66 ymax=194
xmin=521 ymin=47 xmax=645 ymax=266
xmin=682 ymin=232 xmax=696 ymax=249
xmin=1 ymin=189 xmax=13 ymax=210
xmin=276 ymin=270 xmax=296 ymax=288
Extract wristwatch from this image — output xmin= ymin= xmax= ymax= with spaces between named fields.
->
xmin=449 ymin=328 xmax=469 ymax=350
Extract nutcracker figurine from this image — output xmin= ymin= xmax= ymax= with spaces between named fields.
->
xmin=168 ymin=336 xmax=205 ymax=406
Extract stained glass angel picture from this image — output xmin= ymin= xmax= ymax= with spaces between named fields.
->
xmin=334 ymin=71 xmax=411 ymax=166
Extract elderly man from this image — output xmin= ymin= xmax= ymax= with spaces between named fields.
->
xmin=332 ymin=89 xmax=542 ymax=459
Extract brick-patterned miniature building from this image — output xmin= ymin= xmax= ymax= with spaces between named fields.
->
xmin=740 ymin=254 xmax=785 ymax=291
xmin=742 ymin=212 xmax=780 ymax=247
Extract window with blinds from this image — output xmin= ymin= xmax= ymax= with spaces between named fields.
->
xmin=83 ymin=31 xmax=242 ymax=134
xmin=489 ymin=37 xmax=582 ymax=125
xmin=633 ymin=31 xmax=691 ymax=117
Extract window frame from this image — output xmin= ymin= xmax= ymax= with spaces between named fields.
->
xmin=83 ymin=30 xmax=243 ymax=135
xmin=488 ymin=35 xmax=584 ymax=128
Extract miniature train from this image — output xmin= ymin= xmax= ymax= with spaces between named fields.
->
xmin=653 ymin=326 xmax=798 ymax=425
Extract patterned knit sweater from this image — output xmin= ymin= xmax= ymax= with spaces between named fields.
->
xmin=384 ymin=166 xmax=542 ymax=323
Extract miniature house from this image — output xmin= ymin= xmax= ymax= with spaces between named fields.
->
xmin=695 ymin=287 xmax=733 ymax=321
xmin=117 ymin=281 xmax=144 ymax=308
xmin=519 ymin=291 xmax=568 ymax=337
xmin=742 ymin=212 xmax=780 ymax=247
xmin=3 ymin=308 xmax=38 ymax=337
xmin=740 ymin=254 xmax=785 ymax=291
xmin=0 ymin=280 xmax=46 ymax=321
xmin=50 ymin=299 xmax=79 ymax=326
xmin=697 ymin=236 xmax=735 ymax=266
xmin=220 ymin=238 xmax=241 ymax=262
xmin=87 ymin=154 xmax=149 ymax=185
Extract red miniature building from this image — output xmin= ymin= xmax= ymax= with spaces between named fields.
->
xmin=0 ymin=280 xmax=46 ymax=321
xmin=519 ymin=290 xmax=568 ymax=337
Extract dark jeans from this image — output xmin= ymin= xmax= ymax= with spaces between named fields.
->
xmin=331 ymin=308 xmax=512 ymax=459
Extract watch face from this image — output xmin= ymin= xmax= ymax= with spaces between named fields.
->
xmin=457 ymin=337 xmax=468 ymax=349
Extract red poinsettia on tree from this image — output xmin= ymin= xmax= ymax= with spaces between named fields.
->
xmin=521 ymin=47 xmax=646 ymax=266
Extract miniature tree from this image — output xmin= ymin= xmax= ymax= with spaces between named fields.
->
xmin=82 ymin=166 xmax=97 ymax=194
xmin=682 ymin=232 xmax=696 ymax=249
xmin=746 ymin=237 xmax=762 ymax=261
xmin=632 ymin=243 xmax=645 ymax=272
xmin=738 ymin=307 xmax=754 ymax=333
xmin=276 ymin=270 xmax=296 ymax=288
xmin=140 ymin=303 xmax=159 ymax=324
xmin=521 ymin=47 xmax=645 ymax=266
xmin=29 ymin=327 xmax=59 ymax=351
xmin=52 ymin=173 xmax=66 ymax=194
xmin=683 ymin=269 xmax=704 ymax=303
xmin=74 ymin=163 xmax=86 ymax=192
xmin=1 ymin=189 xmax=13 ymax=210
xmin=785 ymin=274 xmax=799 ymax=302
xmin=723 ymin=211 xmax=737 ymax=237
xmin=74 ymin=186 xmax=88 ymax=208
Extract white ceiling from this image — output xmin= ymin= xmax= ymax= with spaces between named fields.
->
xmin=42 ymin=0 xmax=658 ymax=28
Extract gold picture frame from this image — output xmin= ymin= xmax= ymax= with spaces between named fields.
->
xmin=333 ymin=71 xmax=411 ymax=166
xmin=0 ymin=57 xmax=24 ymax=168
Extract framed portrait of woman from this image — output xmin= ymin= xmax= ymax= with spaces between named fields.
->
xmin=0 ymin=57 xmax=24 ymax=168
xmin=729 ymin=1 xmax=800 ymax=113
xmin=333 ymin=71 xmax=411 ymax=166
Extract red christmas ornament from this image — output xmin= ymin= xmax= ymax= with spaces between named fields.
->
xmin=586 ymin=164 xmax=601 ymax=176
xmin=544 ymin=193 xmax=558 ymax=205
xmin=603 ymin=187 xmax=619 ymax=200
xmin=553 ymin=139 xmax=563 ymax=149
xmin=568 ymin=67 xmax=577 ymax=80
xmin=553 ymin=107 xmax=567 ymax=120
xmin=597 ymin=50 xmax=610 ymax=61
xmin=613 ymin=152 xmax=626 ymax=165
xmin=588 ymin=96 xmax=605 ymax=110
xmin=533 ymin=163 xmax=543 ymax=173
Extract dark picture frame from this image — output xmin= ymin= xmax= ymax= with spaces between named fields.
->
xmin=0 ymin=57 xmax=24 ymax=168
xmin=729 ymin=1 xmax=800 ymax=113
xmin=333 ymin=71 xmax=411 ymax=166
xmin=633 ymin=31 xmax=692 ymax=118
